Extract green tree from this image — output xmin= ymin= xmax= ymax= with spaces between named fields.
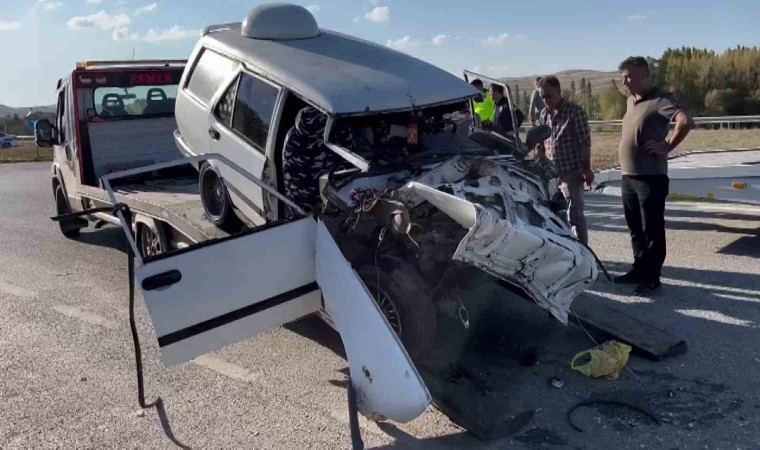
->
xmin=598 ymin=80 xmax=627 ymax=119
xmin=569 ymin=80 xmax=577 ymax=102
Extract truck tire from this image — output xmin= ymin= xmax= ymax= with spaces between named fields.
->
xmin=356 ymin=257 xmax=436 ymax=360
xmin=137 ymin=222 xmax=166 ymax=260
xmin=199 ymin=163 xmax=242 ymax=233
xmin=54 ymin=184 xmax=83 ymax=239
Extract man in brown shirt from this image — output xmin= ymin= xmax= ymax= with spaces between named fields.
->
xmin=614 ymin=56 xmax=694 ymax=295
xmin=537 ymin=76 xmax=594 ymax=244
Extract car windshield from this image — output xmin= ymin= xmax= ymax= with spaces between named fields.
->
xmin=93 ymin=85 xmax=178 ymax=119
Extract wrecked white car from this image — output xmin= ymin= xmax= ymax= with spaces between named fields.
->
xmin=167 ymin=4 xmax=598 ymax=359
xmin=63 ymin=3 xmax=600 ymax=440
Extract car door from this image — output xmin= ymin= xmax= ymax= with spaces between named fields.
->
xmin=103 ymin=156 xmax=430 ymax=422
xmin=208 ymin=70 xmax=280 ymax=226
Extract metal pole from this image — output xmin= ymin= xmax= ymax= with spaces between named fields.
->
xmin=348 ymin=378 xmax=364 ymax=450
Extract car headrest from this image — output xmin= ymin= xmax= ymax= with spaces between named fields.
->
xmin=147 ymin=88 xmax=168 ymax=103
xmin=102 ymin=93 xmax=124 ymax=109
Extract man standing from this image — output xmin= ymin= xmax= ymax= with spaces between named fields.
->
xmin=614 ymin=57 xmax=693 ymax=295
xmin=489 ymin=84 xmax=525 ymax=135
xmin=537 ymin=76 xmax=593 ymax=244
xmin=529 ymin=77 xmax=545 ymax=126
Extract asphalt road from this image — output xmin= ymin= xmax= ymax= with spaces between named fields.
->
xmin=1 ymin=162 xmax=759 ymax=449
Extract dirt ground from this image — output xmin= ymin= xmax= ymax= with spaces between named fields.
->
xmin=0 ymin=141 xmax=53 ymax=162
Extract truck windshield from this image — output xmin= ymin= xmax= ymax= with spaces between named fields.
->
xmin=93 ymin=85 xmax=178 ymax=119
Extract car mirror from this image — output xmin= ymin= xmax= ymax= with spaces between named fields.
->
xmin=34 ymin=119 xmax=55 ymax=148
xmin=525 ymin=124 xmax=551 ymax=150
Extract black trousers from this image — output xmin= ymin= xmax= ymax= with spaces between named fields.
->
xmin=622 ymin=175 xmax=669 ymax=281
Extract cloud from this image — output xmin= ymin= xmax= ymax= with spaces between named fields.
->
xmin=86 ymin=0 xmax=102 ymax=4
xmin=432 ymin=34 xmax=449 ymax=46
xmin=365 ymin=6 xmax=390 ymax=23
xmin=134 ymin=3 xmax=158 ymax=15
xmin=33 ymin=0 xmax=63 ymax=11
xmin=137 ymin=25 xmax=200 ymax=43
xmin=627 ymin=15 xmax=646 ymax=21
xmin=112 ymin=27 xmax=133 ymax=41
xmin=484 ymin=33 xmax=509 ymax=46
xmin=67 ymin=11 xmax=131 ymax=30
xmin=306 ymin=4 xmax=321 ymax=14
xmin=386 ymin=36 xmax=419 ymax=51
xmin=0 ymin=21 xmax=21 ymax=31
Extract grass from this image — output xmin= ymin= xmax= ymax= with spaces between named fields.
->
xmin=2 ymin=129 xmax=758 ymax=169
xmin=0 ymin=142 xmax=53 ymax=163
xmin=591 ymin=129 xmax=760 ymax=171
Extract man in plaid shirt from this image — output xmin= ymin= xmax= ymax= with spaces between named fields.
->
xmin=537 ymin=76 xmax=594 ymax=244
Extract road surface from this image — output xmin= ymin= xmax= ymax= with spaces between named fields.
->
xmin=1 ymin=162 xmax=759 ymax=449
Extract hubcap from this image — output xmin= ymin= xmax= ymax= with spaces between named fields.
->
xmin=373 ymin=288 xmax=402 ymax=336
xmin=202 ymin=171 xmax=226 ymax=218
xmin=140 ymin=226 xmax=164 ymax=258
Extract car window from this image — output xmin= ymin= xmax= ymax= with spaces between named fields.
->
xmin=214 ymin=76 xmax=239 ymax=128
xmin=186 ymin=49 xmax=236 ymax=105
xmin=231 ymin=73 xmax=279 ymax=151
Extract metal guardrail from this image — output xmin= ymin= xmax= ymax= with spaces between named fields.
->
xmin=521 ymin=115 xmax=760 ymax=130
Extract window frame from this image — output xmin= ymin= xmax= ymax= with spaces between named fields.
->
xmin=211 ymin=69 xmax=283 ymax=154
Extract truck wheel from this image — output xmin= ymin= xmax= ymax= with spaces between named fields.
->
xmin=356 ymin=257 xmax=436 ymax=360
xmin=199 ymin=163 xmax=242 ymax=233
xmin=137 ymin=222 xmax=166 ymax=259
xmin=54 ymin=184 xmax=83 ymax=239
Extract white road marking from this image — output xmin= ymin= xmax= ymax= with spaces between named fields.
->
xmin=52 ymin=305 xmax=119 ymax=329
xmin=193 ymin=355 xmax=263 ymax=383
xmin=676 ymin=309 xmax=756 ymax=327
xmin=0 ymin=280 xmax=37 ymax=298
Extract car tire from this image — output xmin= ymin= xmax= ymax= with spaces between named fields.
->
xmin=137 ymin=222 xmax=166 ymax=260
xmin=356 ymin=256 xmax=436 ymax=360
xmin=1 ymin=142 xmax=9 ymax=149
xmin=199 ymin=163 xmax=242 ymax=233
xmin=54 ymin=184 xmax=83 ymax=239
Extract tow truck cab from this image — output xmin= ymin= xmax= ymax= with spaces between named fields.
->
xmin=35 ymin=60 xmax=186 ymax=237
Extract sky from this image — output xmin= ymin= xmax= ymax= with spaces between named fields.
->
xmin=1 ymin=0 xmax=758 ymax=106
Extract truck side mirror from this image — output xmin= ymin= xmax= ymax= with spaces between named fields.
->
xmin=34 ymin=119 xmax=55 ymax=148
xmin=525 ymin=124 xmax=551 ymax=150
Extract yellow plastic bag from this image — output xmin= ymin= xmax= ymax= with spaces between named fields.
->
xmin=571 ymin=341 xmax=632 ymax=380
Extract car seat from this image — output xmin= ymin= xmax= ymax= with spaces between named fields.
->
xmin=282 ymin=106 xmax=354 ymax=210
xmin=143 ymin=88 xmax=169 ymax=115
xmin=101 ymin=94 xmax=128 ymax=117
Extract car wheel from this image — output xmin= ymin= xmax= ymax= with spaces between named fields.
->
xmin=138 ymin=222 xmax=166 ymax=259
xmin=54 ymin=184 xmax=82 ymax=239
xmin=1 ymin=142 xmax=9 ymax=149
xmin=356 ymin=256 xmax=436 ymax=360
xmin=199 ymin=163 xmax=242 ymax=233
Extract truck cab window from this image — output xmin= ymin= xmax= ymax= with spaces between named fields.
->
xmin=56 ymin=91 xmax=66 ymax=144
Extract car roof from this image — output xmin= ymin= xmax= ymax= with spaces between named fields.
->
xmin=203 ymin=27 xmax=478 ymax=116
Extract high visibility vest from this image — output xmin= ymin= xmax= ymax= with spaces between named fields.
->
xmin=473 ymin=92 xmax=495 ymax=122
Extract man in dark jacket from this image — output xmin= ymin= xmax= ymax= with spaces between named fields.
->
xmin=489 ymin=84 xmax=525 ymax=135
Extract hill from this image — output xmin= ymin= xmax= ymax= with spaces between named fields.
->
xmin=501 ymin=69 xmax=620 ymax=94
xmin=0 ymin=104 xmax=56 ymax=118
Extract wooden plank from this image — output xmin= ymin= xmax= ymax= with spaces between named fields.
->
xmin=571 ymin=295 xmax=687 ymax=361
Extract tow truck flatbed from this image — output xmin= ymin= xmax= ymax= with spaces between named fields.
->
xmin=78 ymin=175 xmax=233 ymax=247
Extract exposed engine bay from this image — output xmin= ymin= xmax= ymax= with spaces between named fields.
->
xmin=319 ymin=150 xmax=598 ymax=327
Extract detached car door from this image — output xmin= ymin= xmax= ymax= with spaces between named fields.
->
xmin=103 ymin=156 xmax=430 ymax=422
